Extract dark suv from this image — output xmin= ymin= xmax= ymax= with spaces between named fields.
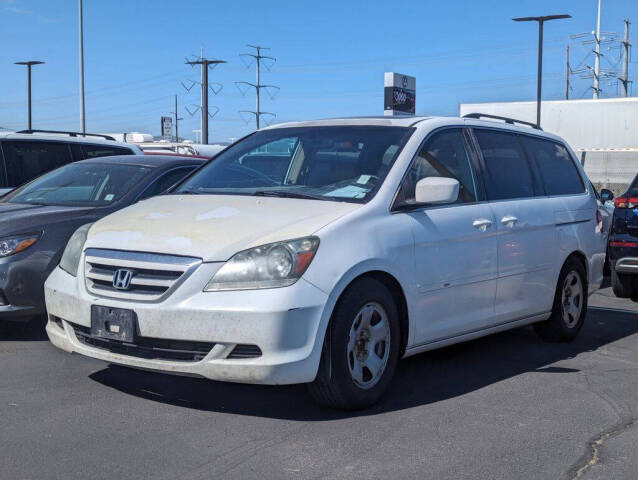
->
xmin=0 ymin=130 xmax=142 ymax=195
xmin=607 ymin=173 xmax=638 ymax=301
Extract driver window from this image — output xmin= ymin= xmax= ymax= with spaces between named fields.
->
xmin=237 ymin=137 xmax=298 ymax=183
xmin=396 ymin=128 xmax=477 ymax=206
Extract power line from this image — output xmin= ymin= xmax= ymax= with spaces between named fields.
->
xmin=236 ymin=45 xmax=279 ymax=130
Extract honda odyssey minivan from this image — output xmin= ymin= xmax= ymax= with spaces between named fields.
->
xmin=44 ymin=115 xmax=605 ymax=409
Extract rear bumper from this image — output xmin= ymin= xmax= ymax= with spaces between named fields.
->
xmin=614 ymin=257 xmax=638 ymax=275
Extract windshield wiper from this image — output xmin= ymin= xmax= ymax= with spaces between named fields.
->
xmin=252 ymin=190 xmax=325 ymax=201
xmin=175 ymin=188 xmax=201 ymax=195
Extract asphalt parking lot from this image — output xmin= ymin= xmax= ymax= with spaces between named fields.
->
xmin=1 ymin=286 xmax=637 ymax=480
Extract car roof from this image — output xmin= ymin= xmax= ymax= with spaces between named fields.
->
xmin=0 ymin=131 xmax=137 ymax=147
xmin=76 ymin=154 xmax=206 ymax=168
xmin=262 ymin=115 xmax=565 ymax=143
xmin=262 ymin=116 xmax=431 ymax=129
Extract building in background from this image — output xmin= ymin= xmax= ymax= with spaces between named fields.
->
xmin=459 ymin=97 xmax=638 ymax=193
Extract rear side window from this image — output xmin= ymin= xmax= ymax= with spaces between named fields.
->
xmin=82 ymin=144 xmax=131 ymax=158
xmin=474 ymin=130 xmax=535 ymax=201
xmin=3 ymin=140 xmax=72 ymax=186
xmin=521 ymin=137 xmax=584 ymax=195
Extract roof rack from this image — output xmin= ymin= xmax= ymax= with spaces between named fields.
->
xmin=16 ymin=129 xmax=116 ymax=141
xmin=462 ymin=113 xmax=542 ymax=131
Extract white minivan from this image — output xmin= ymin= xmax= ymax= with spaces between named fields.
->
xmin=44 ymin=115 xmax=606 ymax=409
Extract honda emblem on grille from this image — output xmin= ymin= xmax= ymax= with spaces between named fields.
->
xmin=113 ymin=269 xmax=134 ymax=290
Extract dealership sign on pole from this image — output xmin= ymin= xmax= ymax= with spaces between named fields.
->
xmin=384 ymin=72 xmax=415 ymax=116
xmin=161 ymin=116 xmax=173 ymax=140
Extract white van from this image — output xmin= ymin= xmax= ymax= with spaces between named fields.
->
xmin=44 ymin=115 xmax=605 ymax=409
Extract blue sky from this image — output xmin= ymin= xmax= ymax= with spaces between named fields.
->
xmin=1 ymin=0 xmax=636 ymax=142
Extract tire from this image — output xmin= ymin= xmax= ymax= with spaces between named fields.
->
xmin=308 ymin=277 xmax=400 ymax=410
xmin=534 ymin=257 xmax=588 ymax=342
xmin=611 ymin=269 xmax=635 ymax=299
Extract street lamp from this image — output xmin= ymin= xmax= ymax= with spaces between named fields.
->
xmin=14 ymin=60 xmax=45 ymax=130
xmin=513 ymin=14 xmax=571 ymax=128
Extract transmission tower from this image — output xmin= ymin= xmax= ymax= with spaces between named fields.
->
xmin=236 ymin=45 xmax=280 ymax=130
xmin=568 ymin=0 xmax=628 ymax=98
xmin=185 ymin=50 xmax=226 ymax=144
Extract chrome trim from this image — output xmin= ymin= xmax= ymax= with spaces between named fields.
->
xmin=84 ymin=248 xmax=201 ymax=303
xmin=615 ymin=257 xmax=638 ymax=274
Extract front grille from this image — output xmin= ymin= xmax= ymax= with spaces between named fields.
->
xmin=84 ymin=248 xmax=201 ymax=302
xmin=71 ymin=323 xmax=214 ymax=362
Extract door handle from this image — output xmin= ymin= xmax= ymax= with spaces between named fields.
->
xmin=472 ymin=218 xmax=492 ymax=231
xmin=501 ymin=215 xmax=518 ymax=227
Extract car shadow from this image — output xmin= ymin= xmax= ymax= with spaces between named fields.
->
xmin=0 ymin=316 xmax=48 ymax=341
xmin=89 ymin=307 xmax=638 ymax=420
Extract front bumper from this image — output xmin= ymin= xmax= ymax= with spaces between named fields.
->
xmin=0 ymin=248 xmax=55 ymax=321
xmin=45 ymin=264 xmax=330 ymax=385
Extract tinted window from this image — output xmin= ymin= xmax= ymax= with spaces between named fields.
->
xmin=395 ymin=128 xmax=477 ymax=206
xmin=139 ymin=166 xmax=197 ymax=200
xmin=475 ymin=130 xmax=535 ymax=200
xmin=176 ymin=126 xmax=413 ymax=203
xmin=82 ymin=144 xmax=131 ymax=158
xmin=0 ymin=144 xmax=7 ymax=187
xmin=626 ymin=173 xmax=638 ymax=196
xmin=3 ymin=141 xmax=72 ymax=186
xmin=522 ymin=137 xmax=584 ymax=195
xmin=4 ymin=162 xmax=149 ymax=206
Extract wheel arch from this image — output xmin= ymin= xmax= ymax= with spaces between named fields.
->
xmin=326 ymin=269 xmax=410 ymax=357
xmin=565 ymin=250 xmax=589 ymax=284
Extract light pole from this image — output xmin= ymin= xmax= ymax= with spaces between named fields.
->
xmin=513 ymin=14 xmax=571 ymax=128
xmin=79 ymin=0 xmax=86 ymax=134
xmin=14 ymin=61 xmax=45 ymax=130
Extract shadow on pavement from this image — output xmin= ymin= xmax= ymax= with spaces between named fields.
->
xmin=89 ymin=307 xmax=638 ymax=420
xmin=0 ymin=316 xmax=48 ymax=341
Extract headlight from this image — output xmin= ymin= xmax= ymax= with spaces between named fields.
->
xmin=0 ymin=233 xmax=40 ymax=257
xmin=205 ymin=236 xmax=320 ymax=291
xmin=59 ymin=223 xmax=93 ymax=276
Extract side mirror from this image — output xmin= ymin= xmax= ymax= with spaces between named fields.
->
xmin=600 ymin=189 xmax=614 ymax=203
xmin=415 ymin=177 xmax=459 ymax=205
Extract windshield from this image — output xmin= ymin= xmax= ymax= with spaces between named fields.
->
xmin=4 ymin=163 xmax=150 ymax=206
xmin=175 ymin=126 xmax=413 ymax=203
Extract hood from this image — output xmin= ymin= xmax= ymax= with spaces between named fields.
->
xmin=86 ymin=194 xmax=360 ymax=261
xmin=0 ymin=203 xmax=94 ymax=236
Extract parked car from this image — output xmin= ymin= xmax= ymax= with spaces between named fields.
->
xmin=0 ymin=155 xmax=204 ymax=322
xmin=0 ymin=130 xmax=142 ymax=195
xmin=608 ymin=173 xmax=638 ymax=301
xmin=589 ymin=182 xmax=615 ymax=274
xmin=44 ymin=115 xmax=605 ymax=409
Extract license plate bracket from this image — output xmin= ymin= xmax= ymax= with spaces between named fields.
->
xmin=91 ymin=305 xmax=136 ymax=342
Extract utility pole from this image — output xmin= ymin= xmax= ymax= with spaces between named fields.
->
xmin=236 ymin=45 xmax=279 ymax=130
xmin=171 ymin=95 xmax=183 ymax=142
xmin=621 ymin=19 xmax=631 ymax=97
xmin=78 ymin=0 xmax=86 ymax=133
xmin=186 ymin=55 xmax=226 ymax=144
xmin=565 ymin=44 xmax=571 ymax=99
xmin=14 ymin=61 xmax=45 ymax=130
xmin=593 ymin=0 xmax=602 ymax=98
xmin=513 ymin=14 xmax=571 ymax=128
